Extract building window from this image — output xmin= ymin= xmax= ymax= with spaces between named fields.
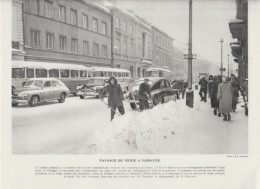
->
xmin=83 ymin=41 xmax=89 ymax=55
xmin=46 ymin=33 xmax=54 ymax=49
xmin=71 ymin=38 xmax=78 ymax=53
xmin=44 ymin=0 xmax=52 ymax=18
xmin=93 ymin=43 xmax=99 ymax=56
xmin=115 ymin=17 xmax=120 ymax=29
xmin=129 ymin=24 xmax=133 ymax=35
xmin=137 ymin=67 xmax=141 ymax=77
xmin=101 ymin=22 xmax=107 ymax=35
xmin=123 ymin=21 xmax=127 ymax=32
xmin=130 ymin=66 xmax=133 ymax=78
xmin=82 ymin=14 xmax=88 ymax=29
xmin=70 ymin=9 xmax=77 ymax=26
xmin=129 ymin=38 xmax=134 ymax=57
xmin=59 ymin=36 xmax=67 ymax=51
xmin=102 ymin=45 xmax=108 ymax=58
xmin=28 ymin=0 xmax=39 ymax=15
xmin=31 ymin=30 xmax=40 ymax=48
xmin=93 ymin=18 xmax=98 ymax=32
xmin=123 ymin=37 xmax=127 ymax=56
xmin=59 ymin=5 xmax=66 ymax=22
xmin=117 ymin=65 xmax=120 ymax=68
xmin=115 ymin=33 xmax=121 ymax=54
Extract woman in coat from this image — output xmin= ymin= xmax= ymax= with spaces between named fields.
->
xmin=217 ymin=76 xmax=233 ymax=121
xmin=211 ymin=76 xmax=219 ymax=116
xmin=101 ymin=76 xmax=125 ymax=121
xmin=208 ymin=75 xmax=214 ymax=98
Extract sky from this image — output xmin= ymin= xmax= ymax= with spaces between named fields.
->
xmin=115 ymin=0 xmax=237 ymax=68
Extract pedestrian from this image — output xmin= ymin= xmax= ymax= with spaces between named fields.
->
xmin=208 ymin=75 xmax=214 ymax=98
xmin=100 ymin=76 xmax=125 ymax=121
xmin=217 ymin=76 xmax=233 ymax=121
xmin=231 ymin=77 xmax=240 ymax=112
xmin=180 ymin=80 xmax=187 ymax=99
xmin=211 ymin=76 xmax=220 ymax=116
xmin=138 ymin=78 xmax=151 ymax=111
xmin=199 ymin=77 xmax=208 ymax=102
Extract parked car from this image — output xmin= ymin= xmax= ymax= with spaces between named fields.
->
xmin=12 ymin=78 xmax=70 ymax=107
xmin=128 ymin=77 xmax=178 ymax=110
xmin=77 ymin=78 xmax=109 ymax=99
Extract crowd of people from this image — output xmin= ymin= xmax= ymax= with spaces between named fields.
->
xmin=198 ymin=74 xmax=248 ymax=121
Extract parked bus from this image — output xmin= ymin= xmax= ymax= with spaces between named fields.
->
xmin=12 ymin=61 xmax=91 ymax=95
xmin=90 ymin=67 xmax=134 ymax=92
xmin=145 ymin=67 xmax=173 ymax=82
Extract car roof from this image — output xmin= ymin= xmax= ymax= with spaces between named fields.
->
xmin=28 ymin=78 xmax=60 ymax=81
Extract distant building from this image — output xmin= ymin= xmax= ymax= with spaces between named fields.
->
xmin=151 ymin=26 xmax=174 ymax=73
xmin=20 ymin=0 xmax=112 ymax=66
xmin=229 ymin=0 xmax=248 ymax=85
xmin=171 ymin=46 xmax=186 ymax=80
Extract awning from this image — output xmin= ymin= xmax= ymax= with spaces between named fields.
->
xmin=230 ymin=43 xmax=242 ymax=59
xmin=229 ymin=19 xmax=245 ymax=40
xmin=141 ymin=59 xmax=153 ymax=65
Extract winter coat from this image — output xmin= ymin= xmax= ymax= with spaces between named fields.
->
xmin=199 ymin=78 xmax=208 ymax=89
xmin=231 ymin=80 xmax=240 ymax=97
xmin=208 ymin=80 xmax=214 ymax=97
xmin=217 ymin=82 xmax=232 ymax=113
xmin=102 ymin=76 xmax=124 ymax=107
xmin=211 ymin=80 xmax=219 ymax=108
xmin=138 ymin=82 xmax=151 ymax=100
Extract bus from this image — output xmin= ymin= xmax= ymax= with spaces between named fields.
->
xmin=145 ymin=67 xmax=173 ymax=82
xmin=90 ymin=67 xmax=134 ymax=92
xmin=12 ymin=61 xmax=91 ymax=95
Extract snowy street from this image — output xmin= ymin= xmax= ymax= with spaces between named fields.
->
xmin=12 ymin=91 xmax=248 ymax=154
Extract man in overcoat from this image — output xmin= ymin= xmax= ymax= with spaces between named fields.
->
xmin=138 ymin=78 xmax=151 ymax=111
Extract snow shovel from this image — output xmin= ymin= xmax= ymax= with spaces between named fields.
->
xmin=130 ymin=91 xmax=142 ymax=112
xmin=101 ymin=100 xmax=121 ymax=116
xmin=145 ymin=93 xmax=154 ymax=108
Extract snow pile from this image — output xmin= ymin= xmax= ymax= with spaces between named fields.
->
xmin=86 ymin=100 xmax=197 ymax=154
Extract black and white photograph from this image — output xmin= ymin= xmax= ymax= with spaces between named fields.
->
xmin=11 ymin=0 xmax=249 ymax=154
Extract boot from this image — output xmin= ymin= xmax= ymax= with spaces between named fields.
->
xmin=214 ymin=109 xmax=217 ymax=115
xmin=218 ymin=112 xmax=221 ymax=117
xmin=223 ymin=114 xmax=227 ymax=121
xmin=227 ymin=113 xmax=231 ymax=121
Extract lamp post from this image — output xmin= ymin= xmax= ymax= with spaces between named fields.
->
xmin=184 ymin=0 xmax=196 ymax=108
xmin=220 ymin=39 xmax=224 ymax=76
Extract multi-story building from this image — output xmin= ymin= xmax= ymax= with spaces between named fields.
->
xmin=135 ymin=16 xmax=153 ymax=78
xmin=229 ymin=0 xmax=248 ymax=85
xmin=152 ymin=26 xmax=174 ymax=73
xmin=109 ymin=7 xmax=137 ymax=77
xmin=21 ymin=0 xmax=112 ymax=66
xmin=12 ymin=0 xmax=26 ymax=60
xmin=172 ymin=46 xmax=186 ymax=80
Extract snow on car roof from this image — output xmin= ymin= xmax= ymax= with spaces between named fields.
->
xmin=27 ymin=78 xmax=60 ymax=81
xmin=12 ymin=61 xmax=91 ymax=71
xmin=90 ymin=67 xmax=131 ymax=73
xmin=146 ymin=67 xmax=172 ymax=73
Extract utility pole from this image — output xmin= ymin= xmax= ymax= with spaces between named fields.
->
xmin=220 ymin=39 xmax=224 ymax=76
xmin=228 ymin=54 xmax=230 ymax=77
xmin=184 ymin=0 xmax=196 ymax=107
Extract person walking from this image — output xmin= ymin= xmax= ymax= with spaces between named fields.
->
xmin=100 ymin=76 xmax=125 ymax=121
xmin=199 ymin=77 xmax=208 ymax=102
xmin=180 ymin=80 xmax=188 ymax=99
xmin=231 ymin=77 xmax=240 ymax=112
xmin=208 ymin=75 xmax=214 ymax=98
xmin=217 ymin=76 xmax=233 ymax=121
xmin=211 ymin=76 xmax=220 ymax=116
xmin=138 ymin=78 xmax=151 ymax=111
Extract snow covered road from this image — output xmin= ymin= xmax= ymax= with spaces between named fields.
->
xmin=12 ymin=92 xmax=248 ymax=154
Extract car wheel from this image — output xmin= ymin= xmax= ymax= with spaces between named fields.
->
xmin=153 ymin=95 xmax=163 ymax=105
xmin=58 ymin=93 xmax=66 ymax=103
xmin=79 ymin=95 xmax=84 ymax=99
xmin=29 ymin=95 xmax=39 ymax=107
xmin=130 ymin=103 xmax=136 ymax=110
xmin=12 ymin=103 xmax=18 ymax=107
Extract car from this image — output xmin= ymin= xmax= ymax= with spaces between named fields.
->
xmin=12 ymin=78 xmax=70 ymax=107
xmin=77 ymin=78 xmax=109 ymax=99
xmin=128 ymin=77 xmax=178 ymax=110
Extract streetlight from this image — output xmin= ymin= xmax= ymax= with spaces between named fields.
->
xmin=220 ymin=39 xmax=224 ymax=76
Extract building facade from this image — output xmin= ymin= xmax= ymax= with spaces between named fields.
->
xmin=172 ymin=46 xmax=186 ymax=80
xmin=12 ymin=0 xmax=26 ymax=60
xmin=21 ymin=0 xmax=112 ymax=66
xmin=152 ymin=26 xmax=174 ymax=73
xmin=229 ymin=0 xmax=248 ymax=85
